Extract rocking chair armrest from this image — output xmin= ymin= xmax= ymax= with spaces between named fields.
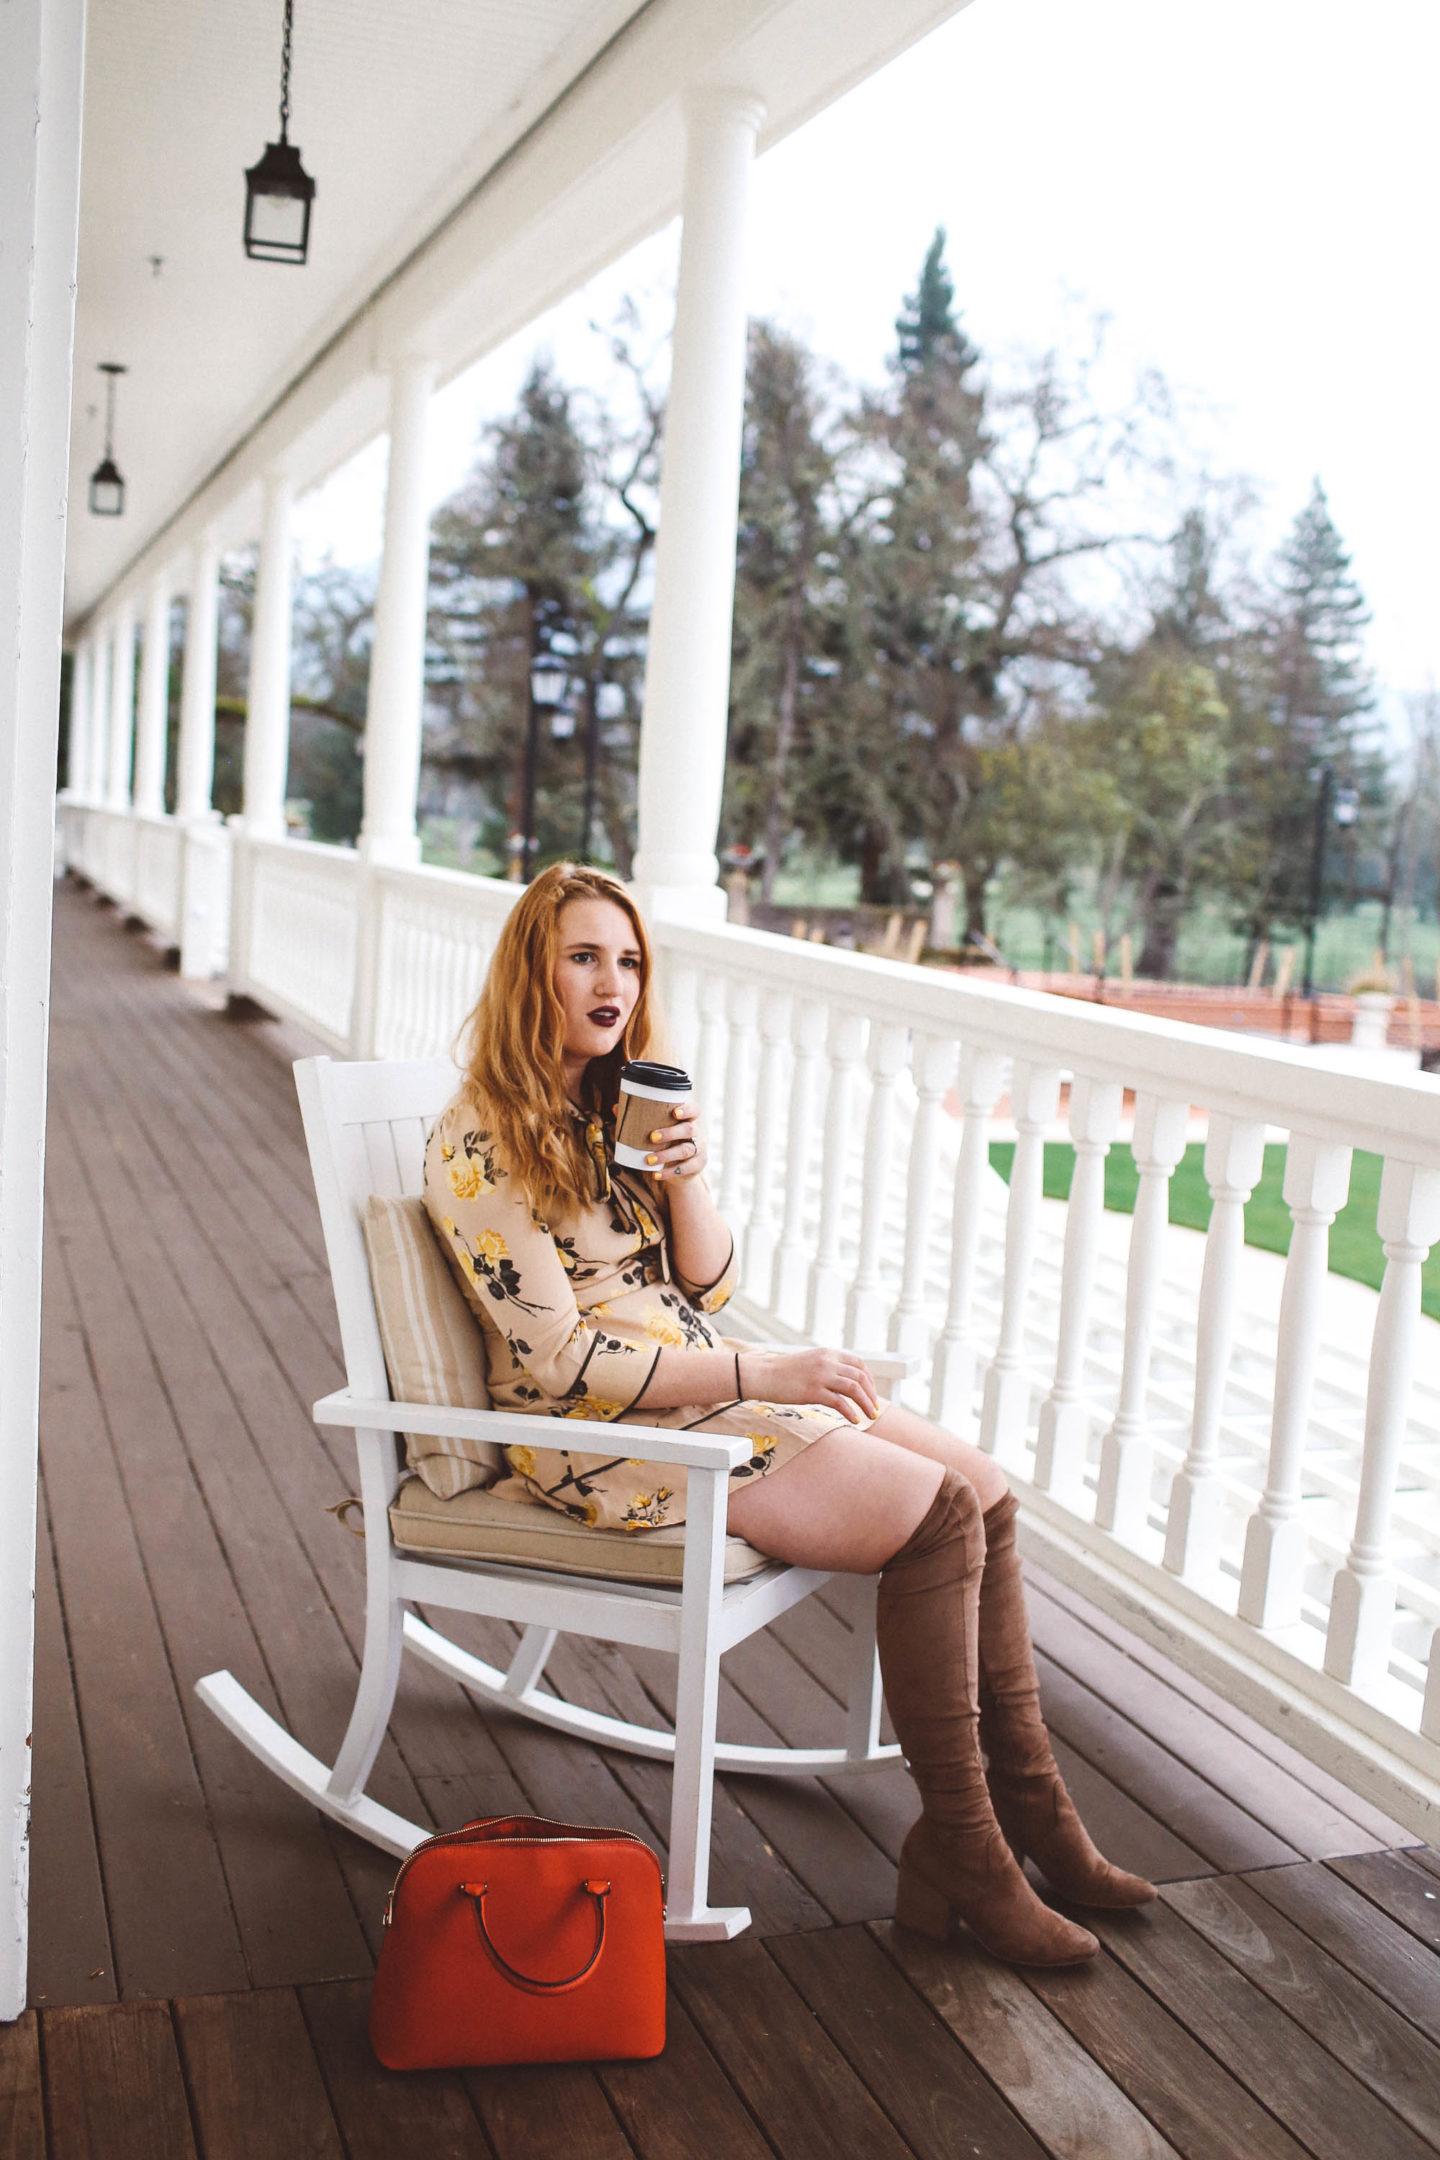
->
xmin=831 ymin=1346 xmax=917 ymax=1386
xmin=312 ymin=1388 xmax=753 ymax=1472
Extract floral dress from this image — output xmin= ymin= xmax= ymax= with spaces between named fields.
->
xmin=422 ymin=1092 xmax=855 ymax=1531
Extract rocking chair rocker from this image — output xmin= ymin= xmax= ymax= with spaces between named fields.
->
xmin=196 ymin=1054 xmax=908 ymax=1940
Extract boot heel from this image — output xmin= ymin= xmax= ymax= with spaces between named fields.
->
xmin=895 ymin=1863 xmax=954 ymax=1940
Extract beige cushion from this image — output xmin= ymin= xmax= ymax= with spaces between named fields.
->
xmin=389 ymin=1476 xmax=775 ymax=1588
xmin=363 ymin=1194 xmax=502 ymax=1498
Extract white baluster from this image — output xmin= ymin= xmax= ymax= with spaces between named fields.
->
xmin=693 ymin=965 xmax=728 ymax=1137
xmin=741 ymin=987 xmax=790 ymax=1296
xmin=929 ymin=1046 xmax=1007 ymax=1428
xmin=1094 ymin=1094 xmax=1189 ymax=1538
xmin=980 ymin=1061 xmax=1062 ymax=1459
xmin=1324 ymin=1161 xmax=1440 ymax=1688
xmin=1237 ymin=1137 xmax=1353 ymax=1629
xmin=1164 ymin=1116 xmax=1267 ymax=1580
xmin=846 ymin=1020 xmax=908 ymax=1346
xmin=1422 ymin=1633 xmax=1440 ymax=1745
xmin=665 ymin=957 xmax=702 ymax=1077
xmin=772 ymin=996 xmax=826 ymax=1324
xmin=717 ymin=974 xmax=757 ymax=1219
xmin=806 ymin=1005 xmax=865 ymax=1342
xmin=889 ymin=1030 xmax=954 ymax=1368
xmin=1033 ymin=1075 xmax=1124 ymax=1507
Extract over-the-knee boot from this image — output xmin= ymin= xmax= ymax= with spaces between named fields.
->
xmin=878 ymin=1469 xmax=1098 ymax=1966
xmin=978 ymin=1491 xmax=1156 ymax=1909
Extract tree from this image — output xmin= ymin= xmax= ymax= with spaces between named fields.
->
xmin=1230 ymin=480 xmax=1379 ymax=941
xmin=427 ymin=356 xmax=598 ymax=867
xmin=725 ymin=321 xmax=838 ymax=901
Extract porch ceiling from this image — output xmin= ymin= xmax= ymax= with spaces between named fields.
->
xmin=67 ymin=0 xmax=647 ymax=622
xmin=65 ymin=0 xmax=974 ymax=636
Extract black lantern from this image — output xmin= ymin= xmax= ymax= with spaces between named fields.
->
xmin=244 ymin=0 xmax=315 ymax=263
xmin=88 ymin=363 xmax=127 ymax=517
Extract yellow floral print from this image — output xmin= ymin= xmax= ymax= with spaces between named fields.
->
xmin=642 ymin=1312 xmax=685 ymax=1347
xmin=507 ymin=1444 xmax=537 ymax=1478
xmin=448 ymin=1157 xmax=490 ymax=1201
xmin=562 ymin=1399 xmax=623 ymax=1422
xmin=476 ymin=1228 xmax=508 ymax=1265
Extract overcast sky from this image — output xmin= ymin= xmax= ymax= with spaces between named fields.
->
xmin=294 ymin=0 xmax=1438 ymax=708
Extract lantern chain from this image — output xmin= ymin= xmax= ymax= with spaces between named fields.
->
xmin=278 ymin=0 xmax=294 ymax=140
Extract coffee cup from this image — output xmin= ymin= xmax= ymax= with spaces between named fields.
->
xmin=615 ymin=1060 xmax=692 ymax=1168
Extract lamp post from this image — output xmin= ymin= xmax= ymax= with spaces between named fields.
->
xmin=519 ymin=651 xmax=567 ymax=881
xmin=1301 ymin=763 xmax=1360 ymax=997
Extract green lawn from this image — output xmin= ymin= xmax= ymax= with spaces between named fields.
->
xmin=989 ymin=1140 xmax=1440 ymax=1322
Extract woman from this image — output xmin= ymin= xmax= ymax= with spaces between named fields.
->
xmin=425 ymin=862 xmax=1155 ymax=1967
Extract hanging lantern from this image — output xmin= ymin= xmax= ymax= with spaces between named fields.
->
xmin=244 ymin=0 xmax=315 ymax=264
xmin=88 ymin=364 xmax=127 ymax=517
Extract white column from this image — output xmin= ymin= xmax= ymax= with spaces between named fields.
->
xmin=65 ymin=638 xmax=91 ymax=797
xmin=0 ymin=0 xmax=85 ymax=2022
xmin=242 ymin=469 xmax=297 ymax=836
xmin=106 ymin=597 xmax=137 ymax=808
xmin=88 ymin=625 xmax=111 ymax=804
xmin=1094 ymin=1094 xmax=1189 ymax=1541
xmin=176 ymin=533 xmax=221 ymax=822
xmin=175 ymin=533 xmax=228 ymax=978
xmin=133 ymin=572 xmax=172 ymax=817
xmin=359 ymin=355 xmax=438 ymax=866
xmin=1163 ymin=1116 xmax=1266 ymax=1580
xmin=1033 ymin=1075 xmax=1124 ymax=1506
xmin=1237 ymin=1137 xmax=1352 ymax=1629
xmin=1325 ymin=1161 xmax=1440 ymax=1688
xmin=630 ymin=88 xmax=765 ymax=923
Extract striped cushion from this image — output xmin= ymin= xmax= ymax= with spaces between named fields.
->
xmin=362 ymin=1194 xmax=502 ymax=1498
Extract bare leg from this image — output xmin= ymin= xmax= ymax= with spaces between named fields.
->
xmin=725 ymin=1425 xmax=944 ymax=1572
xmin=864 ymin=1399 xmax=1010 ymax=1511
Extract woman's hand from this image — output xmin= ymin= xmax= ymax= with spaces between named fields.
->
xmin=641 ymin=1096 xmax=709 ymax=1181
xmin=745 ymin=1346 xmax=881 ymax=1426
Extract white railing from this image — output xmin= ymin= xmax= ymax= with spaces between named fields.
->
xmin=134 ymin=813 xmax=182 ymax=940
xmin=59 ymin=806 xmax=1440 ymax=1828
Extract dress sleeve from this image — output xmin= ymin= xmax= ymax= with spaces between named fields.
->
xmin=669 ymin=1218 xmax=738 ymax=1314
xmin=425 ymin=1116 xmax=653 ymax=1419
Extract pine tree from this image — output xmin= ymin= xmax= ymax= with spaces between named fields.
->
xmin=1234 ymin=480 xmax=1378 ymax=938
xmin=428 ymin=357 xmax=598 ymax=865
xmin=724 ymin=322 xmax=836 ymax=902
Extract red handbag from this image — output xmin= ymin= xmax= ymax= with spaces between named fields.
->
xmin=369 ymin=1813 xmax=667 ymax=2069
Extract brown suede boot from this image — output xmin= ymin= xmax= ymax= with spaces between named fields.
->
xmin=878 ymin=1469 xmax=1098 ymax=1967
xmin=978 ymin=1491 xmax=1156 ymax=1910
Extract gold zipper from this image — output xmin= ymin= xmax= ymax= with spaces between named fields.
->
xmin=381 ymin=1814 xmax=662 ymax=1926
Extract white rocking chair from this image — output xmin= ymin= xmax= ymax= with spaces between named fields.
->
xmin=196 ymin=1053 xmax=908 ymax=1940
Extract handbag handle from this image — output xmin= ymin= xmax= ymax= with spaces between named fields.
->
xmin=459 ymin=1879 xmax=611 ymax=1994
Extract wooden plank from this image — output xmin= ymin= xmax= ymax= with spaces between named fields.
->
xmin=1166 ymin=1874 xmax=1440 ymax=2141
xmin=42 ymin=1079 xmax=373 ymax=1993
xmin=461 ymin=2061 xmax=635 ymax=2160
xmin=1242 ymin=1861 xmax=1440 ymax=2043
xmin=1024 ymin=1936 xmax=1314 ymax=2160
xmin=42 ymin=2001 xmax=197 ymax=2160
xmin=671 ymin=1936 xmax=913 ymax=2160
xmin=1092 ymin=1897 xmax=1438 ymax=2160
xmin=1025 ymin=1563 xmax=1415 ymax=1849
xmin=1025 ymin=1582 xmax=1389 ymax=1860
xmin=1326 ymin=1849 xmax=1440 ymax=1954
xmin=599 ymin=1988 xmax=773 ymax=2160
xmin=36 ymin=1232 xmax=250 ymax=1998
xmin=0 ymin=2012 xmax=45 ymax=2160
xmin=174 ymin=1988 xmax=344 ymax=2160
xmin=298 ymin=1979 xmax=487 ymax=2160
xmin=769 ymin=1922 xmax=1047 ymax=2160
xmin=27 ymin=1489 xmax=114 ymax=2006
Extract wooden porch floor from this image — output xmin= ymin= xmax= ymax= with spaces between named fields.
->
xmin=9 ymin=877 xmax=1440 ymax=2158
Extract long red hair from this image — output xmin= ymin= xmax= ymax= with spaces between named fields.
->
xmin=457 ymin=862 xmax=669 ymax=1208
